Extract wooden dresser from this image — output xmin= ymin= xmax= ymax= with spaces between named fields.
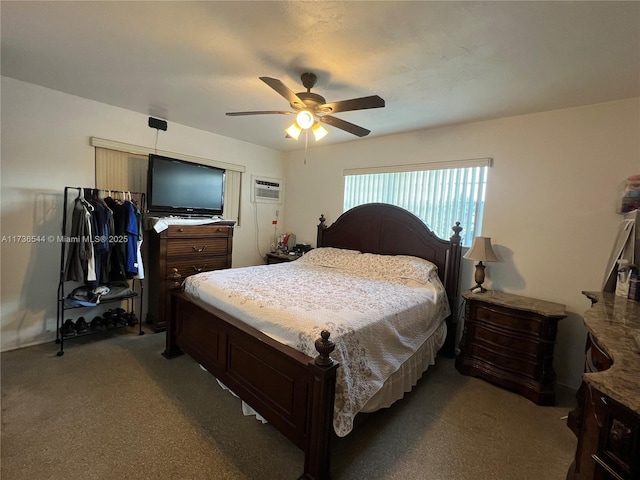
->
xmin=567 ymin=292 xmax=640 ymax=480
xmin=455 ymin=290 xmax=566 ymax=405
xmin=146 ymin=222 xmax=234 ymax=332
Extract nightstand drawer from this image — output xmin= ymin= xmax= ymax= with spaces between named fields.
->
xmin=469 ymin=343 xmax=539 ymax=379
xmin=166 ymin=238 xmax=230 ymax=257
xmin=165 ymin=224 xmax=233 ymax=238
xmin=475 ymin=304 xmax=542 ymax=336
xmin=473 ymin=324 xmax=540 ymax=357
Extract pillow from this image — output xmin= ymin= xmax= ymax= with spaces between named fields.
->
xmin=295 ymin=247 xmax=362 ymax=269
xmin=298 ymin=248 xmax=438 ymax=284
xmin=356 ymin=253 xmax=438 ymax=284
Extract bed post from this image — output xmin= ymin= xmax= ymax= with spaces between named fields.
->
xmin=316 ymin=214 xmax=327 ymax=246
xmin=441 ymin=222 xmax=462 ymax=358
xmin=301 ymin=331 xmax=339 ymax=480
xmin=162 ymin=273 xmax=184 ymax=359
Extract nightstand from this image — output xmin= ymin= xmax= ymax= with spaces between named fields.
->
xmin=265 ymin=252 xmax=301 ymax=264
xmin=455 ymin=290 xmax=566 ymax=406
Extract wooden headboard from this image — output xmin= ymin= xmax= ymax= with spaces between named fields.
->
xmin=317 ymin=203 xmax=462 ymax=356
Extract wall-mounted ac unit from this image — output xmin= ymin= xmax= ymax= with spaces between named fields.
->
xmin=251 ymin=175 xmax=282 ymax=204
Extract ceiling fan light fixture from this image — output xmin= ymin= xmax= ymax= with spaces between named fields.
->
xmin=312 ymin=122 xmax=328 ymax=141
xmin=296 ymin=110 xmax=314 ymax=130
xmin=285 ymin=122 xmax=302 ymax=140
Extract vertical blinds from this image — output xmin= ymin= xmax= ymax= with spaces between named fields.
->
xmin=344 ymin=159 xmax=490 ymax=245
xmin=95 ymin=148 xmax=147 ymax=193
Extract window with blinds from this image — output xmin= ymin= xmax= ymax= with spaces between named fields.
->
xmin=343 ymin=159 xmax=490 ymax=246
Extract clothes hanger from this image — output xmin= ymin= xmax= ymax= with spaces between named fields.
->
xmin=80 ymin=188 xmax=94 ymax=211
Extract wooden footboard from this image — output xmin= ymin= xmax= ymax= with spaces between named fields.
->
xmin=164 ymin=291 xmax=339 ymax=480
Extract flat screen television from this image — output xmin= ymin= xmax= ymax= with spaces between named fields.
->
xmin=147 ymin=154 xmax=225 ymax=217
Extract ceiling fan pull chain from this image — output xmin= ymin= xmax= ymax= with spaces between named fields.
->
xmin=304 ymin=130 xmax=309 ymax=165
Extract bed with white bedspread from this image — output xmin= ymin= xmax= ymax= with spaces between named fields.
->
xmin=164 ymin=203 xmax=462 ymax=480
xmin=183 ymin=247 xmax=451 ymax=436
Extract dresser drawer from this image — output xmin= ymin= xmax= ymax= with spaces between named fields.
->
xmin=473 ymin=324 xmax=540 ymax=357
xmin=474 ymin=304 xmax=542 ymax=336
xmin=166 ymin=256 xmax=230 ymax=277
xmin=166 ymin=238 xmax=230 ymax=257
xmin=586 ymin=333 xmax=613 ymax=373
xmin=165 ymin=224 xmax=233 ymax=238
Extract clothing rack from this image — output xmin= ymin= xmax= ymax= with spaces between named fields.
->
xmin=56 ymin=186 xmax=146 ymax=356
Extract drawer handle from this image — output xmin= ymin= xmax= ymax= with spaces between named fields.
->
xmin=192 ymin=245 xmax=208 ymax=252
xmin=192 ymin=265 xmax=207 ymax=273
xmin=166 ymin=268 xmax=182 ymax=288
xmin=178 ymin=228 xmax=185 ymax=232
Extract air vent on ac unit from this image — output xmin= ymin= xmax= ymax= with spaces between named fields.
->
xmin=251 ymin=175 xmax=282 ymax=204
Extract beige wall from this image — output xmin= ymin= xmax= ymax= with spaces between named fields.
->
xmin=0 ymin=77 xmax=284 ymax=351
xmin=282 ymin=97 xmax=640 ymax=389
xmin=3 ymin=74 xmax=639 ymax=389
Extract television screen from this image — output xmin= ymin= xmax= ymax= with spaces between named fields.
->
xmin=147 ymin=154 xmax=225 ymax=217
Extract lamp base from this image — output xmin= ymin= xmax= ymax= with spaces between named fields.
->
xmin=469 ymin=285 xmax=488 ymax=294
xmin=471 ymin=262 xmax=487 ymax=293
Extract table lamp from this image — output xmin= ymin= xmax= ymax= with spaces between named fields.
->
xmin=464 ymin=236 xmax=500 ymax=293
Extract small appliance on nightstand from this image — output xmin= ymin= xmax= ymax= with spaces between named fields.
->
xmin=265 ymin=252 xmax=301 ymax=264
xmin=455 ymin=290 xmax=566 ymax=406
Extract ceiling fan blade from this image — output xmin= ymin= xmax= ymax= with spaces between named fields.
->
xmin=259 ymin=77 xmax=306 ymax=109
xmin=226 ymin=111 xmax=293 ymax=116
xmin=319 ymin=115 xmax=371 ymax=137
xmin=318 ymin=95 xmax=385 ymax=114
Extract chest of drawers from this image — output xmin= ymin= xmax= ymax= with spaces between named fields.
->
xmin=455 ymin=290 xmax=566 ymax=405
xmin=146 ymin=223 xmax=234 ymax=332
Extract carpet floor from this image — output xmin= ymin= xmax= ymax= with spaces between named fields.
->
xmin=1 ymin=327 xmax=577 ymax=479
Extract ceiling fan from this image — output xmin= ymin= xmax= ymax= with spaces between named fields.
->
xmin=226 ymin=72 xmax=385 ymax=141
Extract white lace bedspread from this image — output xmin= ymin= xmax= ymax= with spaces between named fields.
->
xmin=182 ymin=248 xmax=451 ymax=437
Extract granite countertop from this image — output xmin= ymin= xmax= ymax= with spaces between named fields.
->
xmin=462 ymin=290 xmax=567 ymax=318
xmin=581 ymin=291 xmax=640 ymax=415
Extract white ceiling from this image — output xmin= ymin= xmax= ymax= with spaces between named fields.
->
xmin=2 ymin=1 xmax=639 ymax=152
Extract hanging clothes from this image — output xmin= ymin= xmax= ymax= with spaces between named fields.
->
xmin=93 ymin=192 xmax=115 ymax=285
xmin=104 ymin=196 xmax=128 ymax=281
xmin=64 ymin=194 xmax=96 ymax=283
xmin=64 ymin=188 xmax=144 ymax=287
xmin=123 ymin=199 xmax=139 ymax=277
xmin=89 ymin=191 xmax=110 ymax=285
xmin=130 ymin=199 xmax=145 ymax=280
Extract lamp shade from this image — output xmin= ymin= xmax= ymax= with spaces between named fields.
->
xmin=285 ymin=122 xmax=302 ymax=140
xmin=312 ymin=122 xmax=328 ymax=141
xmin=464 ymin=237 xmax=499 ymax=262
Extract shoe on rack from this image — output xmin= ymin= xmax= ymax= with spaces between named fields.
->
xmin=113 ymin=308 xmax=127 ymax=326
xmin=102 ymin=311 xmax=115 ymax=329
xmin=61 ymin=319 xmax=76 ymax=338
xmin=75 ymin=317 xmax=90 ymax=334
xmin=90 ymin=316 xmax=104 ymax=331
xmin=126 ymin=312 xmax=138 ymax=327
